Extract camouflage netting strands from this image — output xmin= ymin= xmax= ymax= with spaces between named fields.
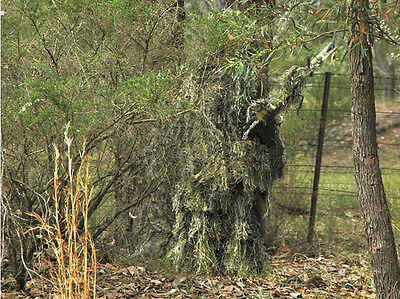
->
xmin=243 ymin=43 xmax=336 ymax=142
xmin=164 ymin=71 xmax=285 ymax=274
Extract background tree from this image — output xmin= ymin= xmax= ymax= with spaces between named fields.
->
xmin=348 ymin=0 xmax=400 ymax=297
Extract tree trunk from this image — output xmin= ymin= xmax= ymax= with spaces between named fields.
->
xmin=348 ymin=0 xmax=400 ymax=297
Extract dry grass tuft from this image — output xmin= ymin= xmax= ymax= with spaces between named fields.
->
xmin=28 ymin=125 xmax=97 ymax=298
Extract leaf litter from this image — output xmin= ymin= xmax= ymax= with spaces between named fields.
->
xmin=3 ymin=247 xmax=375 ymax=298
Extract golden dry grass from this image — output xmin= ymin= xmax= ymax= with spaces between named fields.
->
xmin=28 ymin=126 xmax=97 ymax=298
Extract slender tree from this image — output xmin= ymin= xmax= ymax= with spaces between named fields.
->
xmin=348 ymin=0 xmax=400 ymax=297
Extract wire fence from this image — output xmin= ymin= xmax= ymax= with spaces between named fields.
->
xmin=273 ymin=72 xmax=400 ymax=211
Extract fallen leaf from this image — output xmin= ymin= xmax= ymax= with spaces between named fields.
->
xmin=150 ymin=279 xmax=163 ymax=286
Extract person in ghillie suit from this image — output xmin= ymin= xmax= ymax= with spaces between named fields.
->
xmin=163 ymin=36 xmax=336 ymax=274
xmin=131 ymin=0 xmax=335 ymax=275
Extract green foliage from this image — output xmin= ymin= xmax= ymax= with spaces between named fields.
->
xmin=2 ymin=0 xmax=185 ymax=289
xmin=184 ymin=5 xmax=275 ymax=105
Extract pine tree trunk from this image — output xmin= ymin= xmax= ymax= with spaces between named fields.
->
xmin=348 ymin=0 xmax=400 ymax=297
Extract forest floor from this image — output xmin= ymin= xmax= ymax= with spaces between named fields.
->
xmin=3 ymin=245 xmax=374 ymax=298
xmin=96 ymin=248 xmax=374 ymax=298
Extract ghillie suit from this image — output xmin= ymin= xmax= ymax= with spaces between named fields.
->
xmin=164 ymin=43 xmax=335 ymax=274
xmin=128 ymin=1 xmax=336 ymax=273
xmin=167 ymin=89 xmax=285 ymax=275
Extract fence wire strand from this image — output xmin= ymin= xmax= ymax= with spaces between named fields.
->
xmin=278 ymin=72 xmax=400 ymax=208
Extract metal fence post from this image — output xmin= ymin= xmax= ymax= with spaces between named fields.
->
xmin=307 ymin=72 xmax=331 ymax=244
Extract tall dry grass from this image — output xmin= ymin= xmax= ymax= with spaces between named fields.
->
xmin=28 ymin=126 xmax=97 ymax=298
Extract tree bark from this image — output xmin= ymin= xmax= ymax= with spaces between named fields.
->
xmin=348 ymin=0 xmax=400 ymax=297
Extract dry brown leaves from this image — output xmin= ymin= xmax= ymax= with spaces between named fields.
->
xmin=2 ymin=247 xmax=374 ymax=298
